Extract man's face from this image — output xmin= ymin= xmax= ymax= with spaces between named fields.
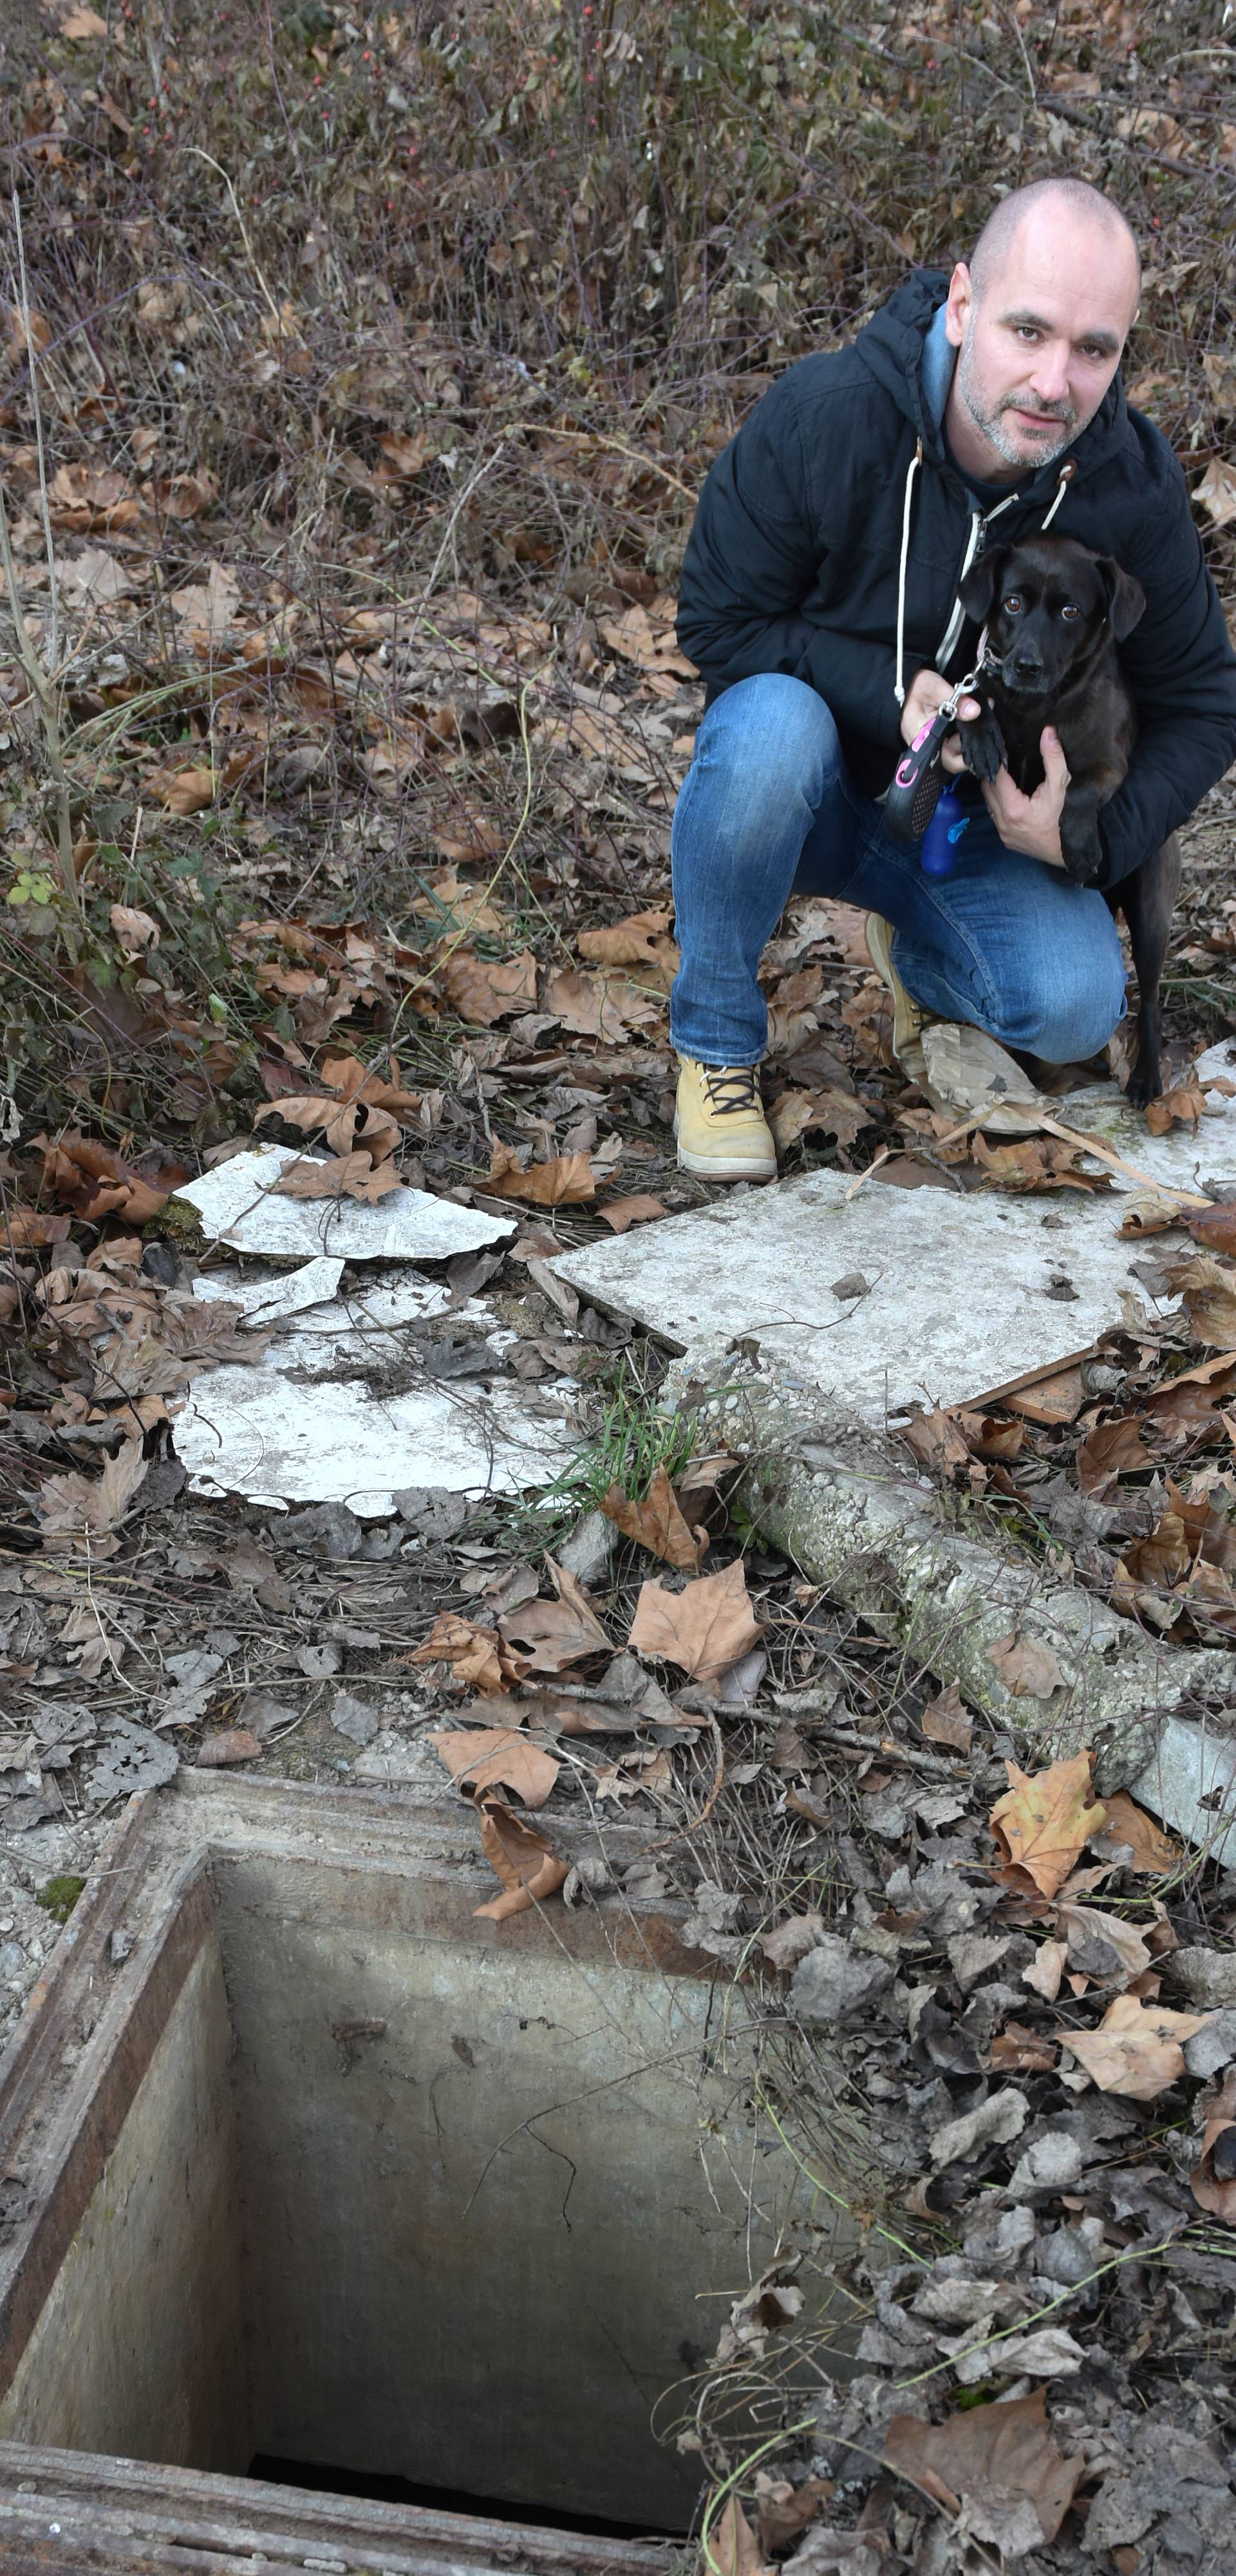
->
xmin=944 ymin=213 xmax=1138 ymax=476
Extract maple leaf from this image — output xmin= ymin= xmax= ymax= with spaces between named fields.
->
xmin=497 ymin=1558 xmax=609 ymax=1671
xmin=1061 ymin=1993 xmax=1212 ymax=2099
xmin=37 ymin=1436 xmax=149 ymax=1558
xmin=543 ymin=965 xmax=660 ymax=1041
xmin=428 ymin=1727 xmax=559 ymax=1810
xmin=473 ymin=1794 xmax=569 ymax=1921
xmin=272 ymin=1153 xmax=404 ymax=1203
xmin=601 ymin=1464 xmax=705 ymax=1571
xmin=989 ymin=1753 xmax=1106 ymax=1899
xmin=628 ymin=1557 xmax=762 ymax=1685
xmin=407 ymin=1614 xmax=527 ymax=1694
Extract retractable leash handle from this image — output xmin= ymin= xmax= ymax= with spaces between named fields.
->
xmin=883 ymin=661 xmax=986 ymax=867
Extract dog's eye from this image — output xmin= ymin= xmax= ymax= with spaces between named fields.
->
xmin=1060 ymin=603 xmax=1081 ymax=623
xmin=1001 ymin=592 xmax=1024 ymax=615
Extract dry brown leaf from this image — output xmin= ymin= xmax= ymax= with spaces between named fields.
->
xmin=628 ymin=1557 xmax=762 ymax=1685
xmin=883 ymin=2390 xmax=1085 ymax=2551
xmin=767 ymin=1086 xmax=871 ymax=1153
xmin=989 ymin=2020 xmax=1058 ymax=2073
xmin=990 ymin=1753 xmax=1106 ymax=1898
xmin=1143 ymin=1077 xmax=1206 ymax=1133
xmin=273 ymin=1153 xmax=405 ymax=1203
xmin=1168 ymin=1252 xmax=1236 ymax=1350
xmin=0 ymin=1209 xmax=71 ymax=1251
xmin=543 ymin=965 xmax=659 ymax=1041
xmin=256 ymin=1091 xmax=400 ymax=1160
xmin=1089 ymin=1789 xmax=1181 ymax=1876
xmin=473 ymin=1794 xmax=569 ymax=1921
xmin=196 ymin=1730 xmax=263 ymax=1766
xmin=1188 ymin=1202 xmax=1236 ymax=1258
xmin=487 ymin=1143 xmax=597 ymax=1206
xmin=754 ymin=2476 xmax=833 ymax=2557
xmin=429 ymin=1727 xmax=559 ymax=1809
xmin=919 ymin=1685 xmax=973 ymax=1754
xmin=1022 ymin=1937 xmax=1067 ymax=2002
xmin=986 ymin=1629 xmax=1065 ymax=1700
xmin=37 ymin=1435 xmax=149 ymax=1558
xmin=759 ymin=1913 xmax=826 ymax=1973
xmin=901 ymin=1407 xmax=970 ymax=1472
xmin=407 ymin=1613 xmax=527 ymax=1695
xmin=600 ymin=1193 xmax=667 ymax=1232
xmin=579 ymin=908 xmax=671 ymax=969
xmin=601 ymin=1464 xmax=706 ymax=1571
xmin=1075 ymin=1411 xmax=1150 ymax=1496
xmin=497 ymin=1557 xmax=609 ymax=1672
xmin=1061 ymin=1992 xmax=1211 ymax=2099
xmin=42 ymin=1134 xmax=187 ymax=1225
xmin=708 ymin=2495 xmax=774 ymax=2576
xmin=1190 ymin=2068 xmax=1236 ymax=2221
xmin=109 ymin=903 xmax=160 ymax=958
xmin=1055 ymin=1902 xmax=1152 ymax=1989
xmin=439 ymin=949 xmax=538 ymax=1025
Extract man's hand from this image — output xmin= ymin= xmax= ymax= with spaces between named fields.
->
xmin=980 ymin=726 xmax=1069 ymax=867
xmin=900 ymin=668 xmax=981 ymax=777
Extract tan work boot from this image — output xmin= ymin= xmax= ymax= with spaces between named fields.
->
xmin=865 ymin=913 xmax=1051 ymax=1140
xmin=674 ymin=1056 xmax=777 ymax=1180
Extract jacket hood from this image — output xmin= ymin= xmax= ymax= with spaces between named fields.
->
xmin=852 ymin=269 xmax=1132 ymax=498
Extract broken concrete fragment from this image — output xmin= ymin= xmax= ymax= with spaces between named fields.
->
xmin=191 ymin=1256 xmax=344 ymax=1323
xmin=174 ymin=1144 xmax=516 ymax=1262
xmin=1170 ymin=1948 xmax=1236 ymax=2012
xmin=1128 ymin=1714 xmax=1236 ymax=1865
xmin=553 ymin=1171 xmax=1194 ymax=1426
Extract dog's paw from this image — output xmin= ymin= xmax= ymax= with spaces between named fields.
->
xmin=1125 ymin=1055 xmax=1163 ymax=1112
xmin=1060 ymin=842 xmax=1101 ymax=887
xmin=958 ymin=707 xmax=1006 ymax=784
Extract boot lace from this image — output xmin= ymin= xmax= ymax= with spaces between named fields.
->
xmin=702 ymin=1065 xmax=761 ymax=1118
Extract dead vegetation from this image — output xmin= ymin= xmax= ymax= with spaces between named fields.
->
xmin=0 ymin=0 xmax=1235 ymax=2568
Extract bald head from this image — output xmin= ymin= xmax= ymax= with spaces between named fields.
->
xmin=970 ymin=180 xmax=1141 ymax=307
xmin=942 ymin=180 xmax=1141 ymax=484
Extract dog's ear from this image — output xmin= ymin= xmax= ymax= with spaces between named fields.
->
xmin=1096 ymin=556 xmax=1146 ymax=641
xmin=958 ymin=545 xmax=1008 ymax=625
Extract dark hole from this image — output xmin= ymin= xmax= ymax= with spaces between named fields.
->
xmin=249 ymin=2456 xmax=673 ymax=2541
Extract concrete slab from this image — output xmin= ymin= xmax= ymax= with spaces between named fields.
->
xmin=173 ymin=1144 xmax=516 ymax=1262
xmin=191 ymin=1255 xmax=344 ymax=1324
xmin=554 ymin=1170 xmax=1183 ymax=1424
xmin=1058 ymin=1040 xmax=1236 ymax=1194
xmin=192 ymin=1262 xmax=452 ymax=1340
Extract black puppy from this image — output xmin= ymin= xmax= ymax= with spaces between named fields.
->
xmin=956 ymin=535 xmax=1181 ymax=1108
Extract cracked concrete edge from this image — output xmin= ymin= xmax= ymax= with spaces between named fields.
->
xmin=668 ymin=1353 xmax=1236 ymax=1853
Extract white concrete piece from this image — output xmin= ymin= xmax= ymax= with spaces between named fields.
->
xmin=1131 ymin=1716 xmax=1236 ymax=1866
xmin=191 ymin=1257 xmax=344 ymax=1324
xmin=553 ymin=1170 xmax=1188 ymax=1423
xmin=173 ymin=1145 xmax=516 ymax=1262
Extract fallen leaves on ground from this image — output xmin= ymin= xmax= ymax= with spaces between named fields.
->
xmin=473 ymin=1794 xmax=569 ymax=1921
xmin=707 ymin=2495 xmax=773 ymax=2576
xmin=438 ymin=949 xmax=538 ymax=1025
xmin=496 ymin=1557 xmax=610 ymax=1671
xmin=486 ymin=1143 xmax=597 ymax=1206
xmin=919 ymin=1685 xmax=972 ymax=1753
xmin=1190 ymin=2067 xmax=1236 ymax=2219
xmin=628 ymin=1557 xmax=761 ymax=1685
xmin=601 ymin=1463 xmax=706 ymax=1569
xmin=599 ymin=1193 xmax=666 ymax=1231
xmin=196 ymin=1729 xmax=262 ymax=1766
xmin=1061 ymin=1992 xmax=1212 ymax=2098
xmin=989 ymin=1752 xmax=1107 ymax=1899
xmin=1091 ymin=1789 xmax=1181 ymax=1875
xmin=36 ymin=1436 xmax=149 ymax=1558
xmin=1168 ymin=1251 xmax=1236 ymax=1350
xmin=408 ymin=1612 xmax=529 ymax=1695
xmin=429 ymin=1726 xmax=559 ymax=1808
xmin=884 ymin=2390 xmax=1085 ymax=2553
xmin=255 ymin=1049 xmax=422 ymax=1161
xmin=273 ymin=1153 xmax=405 ymax=1202
xmin=42 ymin=1134 xmax=189 ymax=1225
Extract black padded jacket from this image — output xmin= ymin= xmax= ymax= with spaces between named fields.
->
xmin=676 ymin=270 xmax=1236 ymax=891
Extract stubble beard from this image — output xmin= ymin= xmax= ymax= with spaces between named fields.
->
xmin=957 ymin=334 xmax=1077 ymax=471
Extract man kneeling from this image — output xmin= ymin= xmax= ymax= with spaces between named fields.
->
xmin=669 ymin=176 xmax=1236 ymax=1179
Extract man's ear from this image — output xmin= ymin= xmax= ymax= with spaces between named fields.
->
xmin=959 ymin=546 xmax=1007 ymax=625
xmin=1097 ymin=556 xmax=1145 ymax=641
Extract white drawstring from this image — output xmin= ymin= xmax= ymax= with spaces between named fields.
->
xmin=892 ymin=437 xmax=922 ymax=707
xmin=894 ymin=454 xmax=1076 ymax=705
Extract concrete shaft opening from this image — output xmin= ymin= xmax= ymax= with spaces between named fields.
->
xmin=0 ymin=1779 xmax=845 ymax=2567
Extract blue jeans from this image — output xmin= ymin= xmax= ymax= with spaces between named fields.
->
xmin=670 ymin=673 xmax=1128 ymax=1068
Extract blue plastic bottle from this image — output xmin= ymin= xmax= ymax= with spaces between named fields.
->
xmin=920 ymin=780 xmax=973 ymax=878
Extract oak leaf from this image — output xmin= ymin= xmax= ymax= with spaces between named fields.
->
xmin=1061 ymin=1992 xmax=1211 ymax=2099
xmin=473 ymin=1794 xmax=569 ymax=1920
xmin=628 ymin=1557 xmax=762 ymax=1686
xmin=989 ymin=1753 xmax=1106 ymax=1899
xmin=601 ymin=1464 xmax=705 ymax=1571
